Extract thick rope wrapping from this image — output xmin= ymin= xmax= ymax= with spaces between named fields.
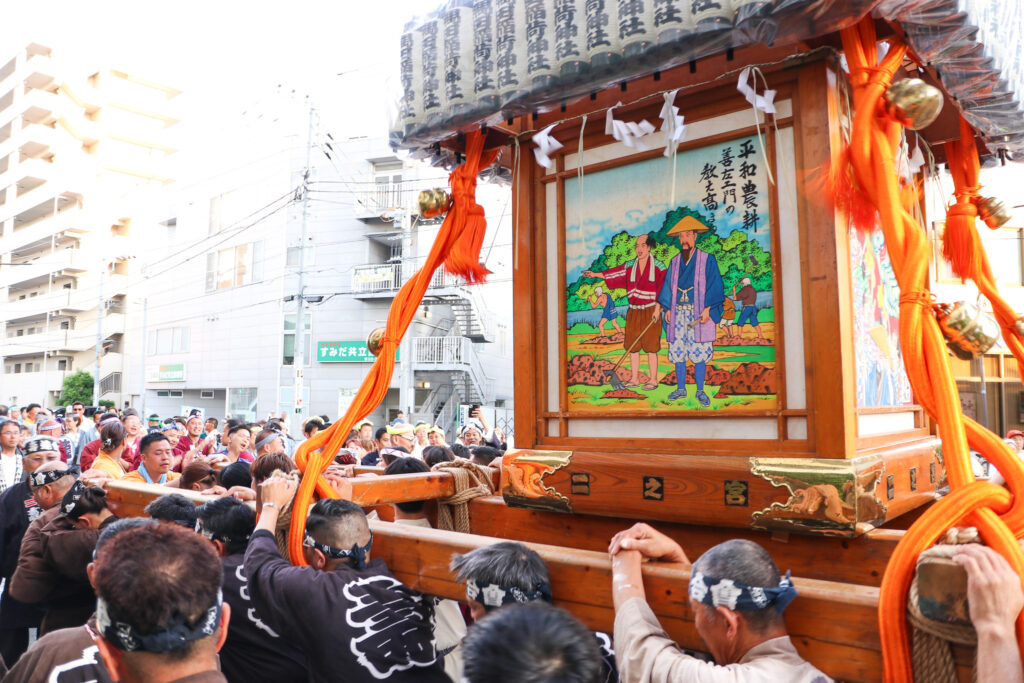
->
xmin=834 ymin=19 xmax=1024 ymax=681
xmin=908 ymin=544 xmax=979 ymax=683
xmin=431 ymin=459 xmax=496 ymax=533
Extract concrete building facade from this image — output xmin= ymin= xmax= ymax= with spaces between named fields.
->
xmin=0 ymin=42 xmax=178 ymax=408
xmin=123 ymin=102 xmax=513 ymax=438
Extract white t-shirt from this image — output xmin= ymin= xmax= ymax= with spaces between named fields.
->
xmin=1 ymin=452 xmax=19 ymax=490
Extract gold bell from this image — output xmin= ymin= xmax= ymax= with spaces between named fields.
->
xmin=883 ymin=78 xmax=944 ymax=130
xmin=933 ymin=301 xmax=999 ymax=360
xmin=366 ymin=327 xmax=387 ymax=357
xmin=975 ymin=196 xmax=1011 ymax=229
xmin=418 ymin=188 xmax=453 ymax=219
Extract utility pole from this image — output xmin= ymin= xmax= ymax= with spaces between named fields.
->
xmin=92 ymin=268 xmax=104 ymax=407
xmin=292 ymin=99 xmax=313 ymax=423
xmin=139 ymin=297 xmax=147 ymax=417
xmin=399 ymin=206 xmax=414 ymax=420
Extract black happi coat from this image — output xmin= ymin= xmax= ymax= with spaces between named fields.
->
xmin=219 ymin=553 xmax=308 ymax=683
xmin=0 ymin=481 xmax=45 ymax=629
xmin=244 ymin=530 xmax=449 ymax=683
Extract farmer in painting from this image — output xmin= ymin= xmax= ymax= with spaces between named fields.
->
xmin=655 ymin=213 xmax=724 ymax=407
xmin=583 ymin=235 xmax=666 ymax=390
xmin=732 ymin=277 xmax=765 ymax=340
xmin=588 ymin=287 xmax=623 ymax=339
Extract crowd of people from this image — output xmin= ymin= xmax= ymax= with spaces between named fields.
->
xmin=0 ymin=400 xmax=1021 ymax=682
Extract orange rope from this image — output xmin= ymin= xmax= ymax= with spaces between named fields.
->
xmin=287 ymin=131 xmax=499 ymax=564
xmin=835 ymin=19 xmax=1024 ymax=681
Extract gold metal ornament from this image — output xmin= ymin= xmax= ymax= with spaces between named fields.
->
xmin=1014 ymin=315 xmax=1024 ymax=339
xmin=417 ymin=188 xmax=453 ymax=219
xmin=933 ymin=301 xmax=999 ymax=360
xmin=366 ymin=327 xmax=387 ymax=357
xmin=883 ymin=78 xmax=944 ymax=130
xmin=975 ymin=196 xmax=1012 ymax=229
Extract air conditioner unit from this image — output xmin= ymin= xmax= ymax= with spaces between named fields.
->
xmin=200 ymin=390 xmax=214 ymax=399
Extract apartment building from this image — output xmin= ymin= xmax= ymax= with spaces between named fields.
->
xmin=0 ymin=42 xmax=178 ymax=408
xmin=123 ymin=103 xmax=513 ymax=436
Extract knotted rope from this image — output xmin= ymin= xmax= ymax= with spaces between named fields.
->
xmin=431 ymin=458 xmax=496 ymax=534
xmin=835 ymin=18 xmax=1024 ymax=681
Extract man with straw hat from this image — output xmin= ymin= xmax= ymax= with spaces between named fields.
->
xmin=655 ymin=211 xmax=724 ymax=407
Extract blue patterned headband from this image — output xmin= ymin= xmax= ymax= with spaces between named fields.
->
xmin=465 ymin=578 xmax=553 ymax=611
xmin=689 ymin=568 xmax=797 ymax=614
xmin=96 ymin=591 xmax=222 ymax=653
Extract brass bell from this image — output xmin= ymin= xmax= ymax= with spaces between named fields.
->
xmin=975 ymin=196 xmax=1012 ymax=229
xmin=366 ymin=327 xmax=387 ymax=357
xmin=883 ymin=78 xmax=944 ymax=130
xmin=933 ymin=301 xmax=999 ymax=360
xmin=418 ymin=188 xmax=453 ymax=219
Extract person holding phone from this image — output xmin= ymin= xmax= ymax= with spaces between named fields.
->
xmin=458 ymin=406 xmax=504 ymax=450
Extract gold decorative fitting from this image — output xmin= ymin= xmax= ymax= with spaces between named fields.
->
xmin=975 ymin=196 xmax=1011 ymax=229
xmin=366 ymin=327 xmax=387 ymax=357
xmin=1014 ymin=315 xmax=1024 ymax=339
xmin=418 ymin=188 xmax=453 ymax=219
xmin=883 ymin=78 xmax=943 ymax=130
xmin=933 ymin=301 xmax=999 ymax=360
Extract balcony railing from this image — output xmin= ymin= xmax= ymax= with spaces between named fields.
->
xmin=351 ymin=258 xmax=467 ymax=295
xmin=412 ymin=336 xmax=492 ymax=404
xmin=352 ymin=179 xmax=446 ymax=218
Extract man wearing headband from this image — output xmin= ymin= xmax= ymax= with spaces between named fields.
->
xmin=0 ymin=440 xmax=66 ymax=664
xmin=91 ymin=523 xmax=229 ymax=682
xmin=427 ymin=425 xmax=448 ymax=447
xmin=386 ymin=422 xmax=417 ymax=455
xmin=450 ymin=541 xmax=619 ymax=682
xmin=197 ymin=497 xmax=307 ymax=683
xmin=357 ymin=419 xmax=374 ymax=441
xmin=608 ymin=523 xmax=829 ymax=682
xmin=174 ymin=413 xmax=215 ymax=459
xmin=11 ymin=480 xmax=115 ymax=634
xmin=245 ymin=477 xmax=448 ymax=682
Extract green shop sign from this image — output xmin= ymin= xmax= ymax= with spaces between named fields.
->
xmin=146 ymin=363 xmax=186 ymax=382
xmin=317 ymin=341 xmax=398 ymax=363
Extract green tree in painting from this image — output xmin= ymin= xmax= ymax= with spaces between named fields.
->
xmin=566 ymin=205 xmax=772 ymax=310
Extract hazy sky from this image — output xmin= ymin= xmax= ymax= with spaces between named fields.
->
xmin=2 ymin=0 xmax=436 ymax=141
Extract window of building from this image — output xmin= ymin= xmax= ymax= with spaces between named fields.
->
xmin=286 ymin=245 xmax=315 ymax=268
xmin=227 ymin=387 xmax=258 ymax=422
xmin=57 ymin=359 xmax=68 ymax=371
xmin=13 ymin=363 xmax=20 ymax=373
xmin=372 ymin=160 xmax=404 ymax=209
xmin=282 ymin=312 xmax=312 ymax=366
xmin=205 ymin=241 xmax=263 ymax=291
xmin=169 ymin=390 xmax=183 ymax=398
xmin=156 ymin=390 xmax=169 ymax=397
xmin=147 ymin=326 xmax=190 ymax=355
xmin=59 ymin=321 xmax=70 ymax=330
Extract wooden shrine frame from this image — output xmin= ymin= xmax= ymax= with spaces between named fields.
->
xmin=512 ymin=49 xmax=929 ymax=461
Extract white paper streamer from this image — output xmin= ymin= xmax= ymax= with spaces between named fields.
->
xmin=737 ymin=66 xmax=777 ymax=185
xmin=659 ymin=89 xmax=687 ymax=157
xmin=605 ymin=102 xmax=656 ymax=150
xmin=532 ymin=123 xmax=564 ymax=169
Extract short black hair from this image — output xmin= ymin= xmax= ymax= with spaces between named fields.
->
xmin=384 ymin=457 xmax=430 ymax=513
xmin=225 ymin=423 xmax=249 ymax=438
xmin=306 ymin=499 xmax=369 ymax=562
xmin=374 ymin=427 xmax=388 ymax=441
xmin=139 ymin=431 xmax=170 ymax=455
xmin=97 ymin=517 xmax=158 ymax=552
xmin=219 ymin=461 xmax=252 ymax=489
xmin=463 ymin=602 xmax=602 ymax=683
xmin=145 ymin=494 xmax=198 ymax=528
xmin=26 ymin=403 xmax=41 ymax=412
xmin=93 ymin=524 xmax=222 ymax=660
xmin=640 ymin=234 xmax=656 ymax=249
xmin=72 ymin=401 xmax=85 ymax=408
xmin=450 ymin=444 xmax=470 ymax=460
xmin=469 ymin=446 xmax=501 ymax=466
xmin=451 ymin=542 xmax=550 ymax=605
xmin=198 ymin=497 xmax=255 ymax=555
xmin=0 ymin=405 xmax=7 ymax=416
xmin=205 ymin=418 xmax=218 ymax=428
xmin=423 ymin=445 xmax=455 ymax=468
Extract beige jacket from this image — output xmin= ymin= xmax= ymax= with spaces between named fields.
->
xmin=614 ymin=597 xmax=832 ymax=683
xmin=393 ymin=517 xmax=467 ymax=681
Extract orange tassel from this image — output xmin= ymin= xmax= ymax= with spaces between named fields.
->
xmin=810 ymin=145 xmax=878 ymax=233
xmin=941 ymin=204 xmax=983 ymax=283
xmin=442 ymin=134 xmax=499 ymax=283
